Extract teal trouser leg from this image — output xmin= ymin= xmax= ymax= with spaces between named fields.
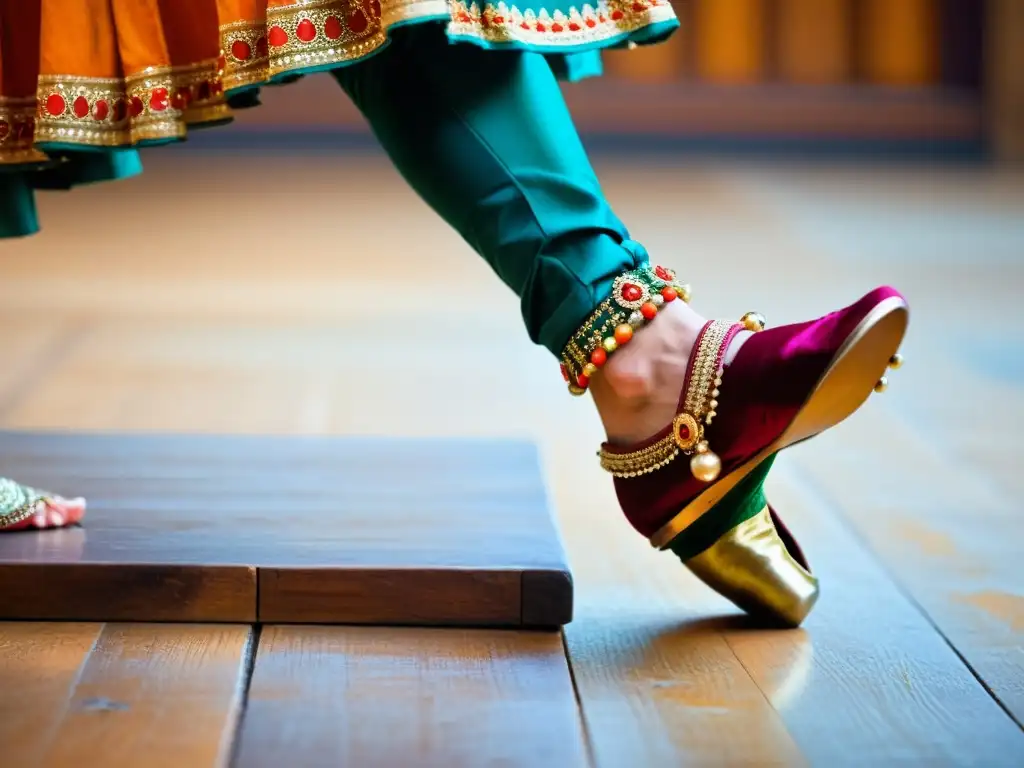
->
xmin=332 ymin=24 xmax=645 ymax=357
xmin=0 ymin=175 xmax=41 ymax=239
xmin=1 ymin=150 xmax=143 ymax=239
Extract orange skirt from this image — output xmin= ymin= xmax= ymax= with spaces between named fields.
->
xmin=0 ymin=0 xmax=678 ymax=167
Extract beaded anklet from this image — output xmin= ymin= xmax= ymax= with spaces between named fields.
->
xmin=595 ymin=311 xmax=768 ymax=484
xmin=559 ymin=264 xmax=692 ymax=396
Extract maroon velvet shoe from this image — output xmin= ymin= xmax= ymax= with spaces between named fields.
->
xmin=597 ymin=285 xmax=908 ymax=625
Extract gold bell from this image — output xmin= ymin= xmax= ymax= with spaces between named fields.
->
xmin=690 ymin=441 xmax=722 ymax=482
xmin=889 ymin=353 xmax=904 ymax=370
xmin=874 ymin=377 xmax=888 ymax=393
xmin=568 ymin=383 xmax=587 ymax=397
xmin=740 ymin=312 xmax=767 ymax=332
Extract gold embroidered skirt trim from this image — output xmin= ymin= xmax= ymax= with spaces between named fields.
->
xmin=0 ymin=0 xmax=679 ymax=165
xmin=33 ymin=62 xmax=231 ymax=150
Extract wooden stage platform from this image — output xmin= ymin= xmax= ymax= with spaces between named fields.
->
xmin=1 ymin=150 xmax=1022 ymax=765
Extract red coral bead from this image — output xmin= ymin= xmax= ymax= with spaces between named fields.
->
xmin=640 ymin=302 xmax=658 ymax=320
xmin=590 ymin=347 xmax=608 ymax=367
xmin=661 ymin=287 xmax=678 ymax=302
xmin=577 ymin=374 xmax=590 ymax=388
xmin=324 ymin=16 xmax=343 ymax=39
xmin=560 ymin=364 xmax=569 ymax=382
xmin=614 ymin=324 xmax=634 ymax=345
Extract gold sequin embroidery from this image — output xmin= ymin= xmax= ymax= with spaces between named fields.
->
xmin=449 ymin=0 xmax=676 ymax=47
xmin=33 ymin=59 xmax=230 ymax=150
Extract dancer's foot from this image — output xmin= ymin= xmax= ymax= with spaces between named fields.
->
xmin=560 ymin=266 xmax=908 ymax=626
xmin=0 ymin=478 xmax=86 ymax=532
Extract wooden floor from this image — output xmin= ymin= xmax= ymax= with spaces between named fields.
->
xmin=1 ymin=149 xmax=1023 ymax=766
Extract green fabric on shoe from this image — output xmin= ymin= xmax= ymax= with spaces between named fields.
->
xmin=667 ymin=454 xmax=778 ymax=562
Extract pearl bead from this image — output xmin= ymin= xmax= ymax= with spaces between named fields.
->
xmin=652 ymin=294 xmax=665 ymax=307
xmin=690 ymin=450 xmax=721 ymax=482
xmin=711 ymin=388 xmax=720 ymax=398
xmin=740 ymin=311 xmax=767 ymax=332
xmin=709 ymin=399 xmax=718 ymax=410
xmin=889 ymin=353 xmax=904 ymax=370
xmin=678 ymin=284 xmax=692 ymax=303
xmin=629 ymin=311 xmax=644 ymax=328
xmin=583 ymin=363 xmax=598 ymax=378
xmin=603 ymin=337 xmax=618 ymax=353
xmin=874 ymin=377 xmax=888 ymax=393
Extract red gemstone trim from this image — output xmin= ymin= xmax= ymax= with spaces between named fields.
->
xmin=449 ymin=0 xmax=675 ymax=47
xmin=28 ymin=59 xmax=228 ymax=152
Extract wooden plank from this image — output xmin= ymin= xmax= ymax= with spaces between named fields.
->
xmin=0 ymin=432 xmax=571 ymax=626
xmin=258 ymin=567 xmax=520 ymax=626
xmin=787 ymin=396 xmax=1024 ymax=728
xmin=556 ymin=434 xmax=1024 ymax=766
xmin=737 ymin=462 xmax=1024 ymax=764
xmin=29 ymin=624 xmax=253 ymax=768
xmin=553 ymin=451 xmax=807 ymax=766
xmin=0 ymin=622 xmax=101 ymax=767
xmin=233 ymin=626 xmax=588 ymax=768
xmin=0 ymin=564 xmax=256 ymax=622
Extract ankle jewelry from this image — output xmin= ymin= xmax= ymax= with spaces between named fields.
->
xmin=559 ymin=264 xmax=692 ymax=396
xmin=597 ymin=311 xmax=768 ymax=484
xmin=0 ymin=478 xmax=47 ymax=528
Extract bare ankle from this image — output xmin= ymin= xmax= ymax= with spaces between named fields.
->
xmin=591 ymin=300 xmax=706 ymax=443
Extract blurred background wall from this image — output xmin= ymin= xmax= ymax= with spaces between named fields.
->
xmin=223 ymin=0 xmax=1024 ymax=160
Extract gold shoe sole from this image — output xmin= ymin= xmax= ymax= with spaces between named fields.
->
xmin=651 ymin=296 xmax=910 ymax=550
